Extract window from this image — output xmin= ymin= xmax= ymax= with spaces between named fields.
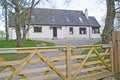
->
xmin=69 ymin=27 xmax=73 ymax=34
xmin=34 ymin=27 xmax=42 ymax=32
xmin=92 ymin=27 xmax=100 ymax=33
xmin=79 ymin=28 xmax=86 ymax=34
xmin=50 ymin=16 xmax=55 ymax=21
xmin=65 ymin=16 xmax=69 ymax=22
xmin=31 ymin=15 xmax=35 ymax=21
xmin=78 ymin=17 xmax=83 ymax=22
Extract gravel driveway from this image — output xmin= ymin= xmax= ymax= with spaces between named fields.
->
xmin=40 ymin=38 xmax=101 ymax=46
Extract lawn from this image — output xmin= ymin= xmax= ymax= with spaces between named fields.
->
xmin=0 ymin=40 xmax=54 ymax=48
xmin=0 ymin=40 xmax=54 ymax=72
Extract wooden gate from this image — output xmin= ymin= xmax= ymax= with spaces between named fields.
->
xmin=0 ymin=44 xmax=113 ymax=80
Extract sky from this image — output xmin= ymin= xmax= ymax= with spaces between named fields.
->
xmin=0 ymin=0 xmax=106 ymax=31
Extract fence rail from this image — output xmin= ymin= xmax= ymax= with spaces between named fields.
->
xmin=0 ymin=44 xmax=113 ymax=80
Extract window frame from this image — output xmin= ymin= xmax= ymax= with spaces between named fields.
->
xmin=92 ymin=27 xmax=100 ymax=34
xmin=78 ymin=17 xmax=84 ymax=23
xmin=65 ymin=16 xmax=70 ymax=22
xmin=79 ymin=28 xmax=87 ymax=34
xmin=34 ymin=27 xmax=42 ymax=33
xmin=69 ymin=27 xmax=73 ymax=35
xmin=31 ymin=15 xmax=35 ymax=21
xmin=50 ymin=16 xmax=55 ymax=21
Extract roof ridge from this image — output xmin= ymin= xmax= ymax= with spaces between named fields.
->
xmin=33 ymin=8 xmax=83 ymax=12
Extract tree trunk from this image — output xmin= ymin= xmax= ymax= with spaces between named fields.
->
xmin=102 ymin=0 xmax=115 ymax=44
xmin=14 ymin=0 xmax=23 ymax=47
xmin=22 ymin=0 xmax=37 ymax=42
xmin=4 ymin=2 xmax=9 ymax=40
xmin=22 ymin=8 xmax=33 ymax=42
xmin=15 ymin=25 xmax=23 ymax=47
xmin=9 ymin=0 xmax=40 ymax=47
xmin=5 ymin=8 xmax=9 ymax=40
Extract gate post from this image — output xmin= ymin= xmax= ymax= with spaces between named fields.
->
xmin=66 ymin=43 xmax=72 ymax=80
xmin=112 ymin=31 xmax=120 ymax=73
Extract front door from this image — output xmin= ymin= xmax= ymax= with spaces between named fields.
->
xmin=53 ymin=27 xmax=57 ymax=37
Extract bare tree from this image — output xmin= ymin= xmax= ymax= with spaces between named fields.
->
xmin=102 ymin=0 xmax=115 ymax=43
xmin=102 ymin=0 xmax=120 ymax=43
xmin=6 ymin=0 xmax=41 ymax=47
xmin=0 ymin=0 xmax=9 ymax=40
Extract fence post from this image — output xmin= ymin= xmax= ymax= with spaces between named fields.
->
xmin=109 ymin=41 xmax=114 ymax=74
xmin=117 ymin=32 xmax=120 ymax=73
xmin=112 ymin=31 xmax=120 ymax=73
xmin=66 ymin=43 xmax=72 ymax=80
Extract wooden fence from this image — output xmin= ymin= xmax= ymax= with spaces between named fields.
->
xmin=113 ymin=31 xmax=120 ymax=74
xmin=0 ymin=44 xmax=113 ymax=80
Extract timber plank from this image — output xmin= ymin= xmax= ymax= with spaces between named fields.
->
xmin=0 ymin=59 xmax=110 ymax=78
xmin=0 ymin=53 xmax=110 ymax=66
xmin=36 ymin=52 xmax=67 ymax=80
xmin=8 ymin=50 xmax=37 ymax=80
xmin=94 ymin=48 xmax=112 ymax=72
xmin=76 ymin=71 xmax=113 ymax=80
xmin=72 ymin=47 xmax=94 ymax=79
xmin=66 ymin=44 xmax=72 ymax=79
xmin=43 ymin=51 xmax=65 ymax=75
xmin=0 ymin=44 xmax=113 ymax=80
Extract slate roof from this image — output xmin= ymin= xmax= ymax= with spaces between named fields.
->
xmin=9 ymin=8 xmax=101 ymax=27
xmin=88 ymin=16 xmax=101 ymax=27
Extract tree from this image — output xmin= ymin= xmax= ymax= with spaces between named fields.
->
xmin=102 ymin=0 xmax=115 ymax=43
xmin=6 ymin=0 xmax=41 ymax=47
xmin=0 ymin=0 xmax=54 ymax=47
xmin=0 ymin=0 xmax=9 ymax=40
xmin=102 ymin=0 xmax=120 ymax=43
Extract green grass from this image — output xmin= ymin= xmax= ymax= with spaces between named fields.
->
xmin=94 ymin=41 xmax=102 ymax=44
xmin=115 ymin=73 xmax=120 ymax=79
xmin=0 ymin=40 xmax=54 ymax=48
xmin=0 ymin=53 xmax=29 ymax=61
xmin=81 ymin=41 xmax=102 ymax=61
xmin=0 ymin=53 xmax=29 ymax=72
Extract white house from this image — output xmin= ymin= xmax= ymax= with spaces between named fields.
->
xmin=9 ymin=8 xmax=101 ymax=39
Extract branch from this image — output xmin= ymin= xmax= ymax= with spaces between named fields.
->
xmin=22 ymin=0 xmax=41 ymax=41
xmin=115 ymin=7 xmax=120 ymax=10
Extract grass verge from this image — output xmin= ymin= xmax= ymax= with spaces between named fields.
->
xmin=0 ymin=53 xmax=29 ymax=72
xmin=0 ymin=40 xmax=54 ymax=48
xmin=115 ymin=73 xmax=120 ymax=79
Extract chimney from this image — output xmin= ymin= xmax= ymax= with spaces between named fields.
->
xmin=85 ymin=8 xmax=88 ymax=19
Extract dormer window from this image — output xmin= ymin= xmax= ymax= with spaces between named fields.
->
xmin=50 ymin=16 xmax=55 ymax=21
xmin=31 ymin=15 xmax=35 ymax=21
xmin=65 ymin=16 xmax=69 ymax=22
xmin=78 ymin=17 xmax=83 ymax=22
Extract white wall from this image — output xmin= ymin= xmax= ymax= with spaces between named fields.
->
xmin=9 ymin=25 xmax=100 ymax=40
xmin=89 ymin=27 xmax=101 ymax=39
xmin=64 ymin=26 xmax=90 ymax=39
xmin=9 ymin=27 xmax=16 ymax=39
xmin=27 ymin=25 xmax=53 ymax=39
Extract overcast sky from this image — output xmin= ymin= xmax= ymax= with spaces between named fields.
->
xmin=0 ymin=0 xmax=106 ymax=31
